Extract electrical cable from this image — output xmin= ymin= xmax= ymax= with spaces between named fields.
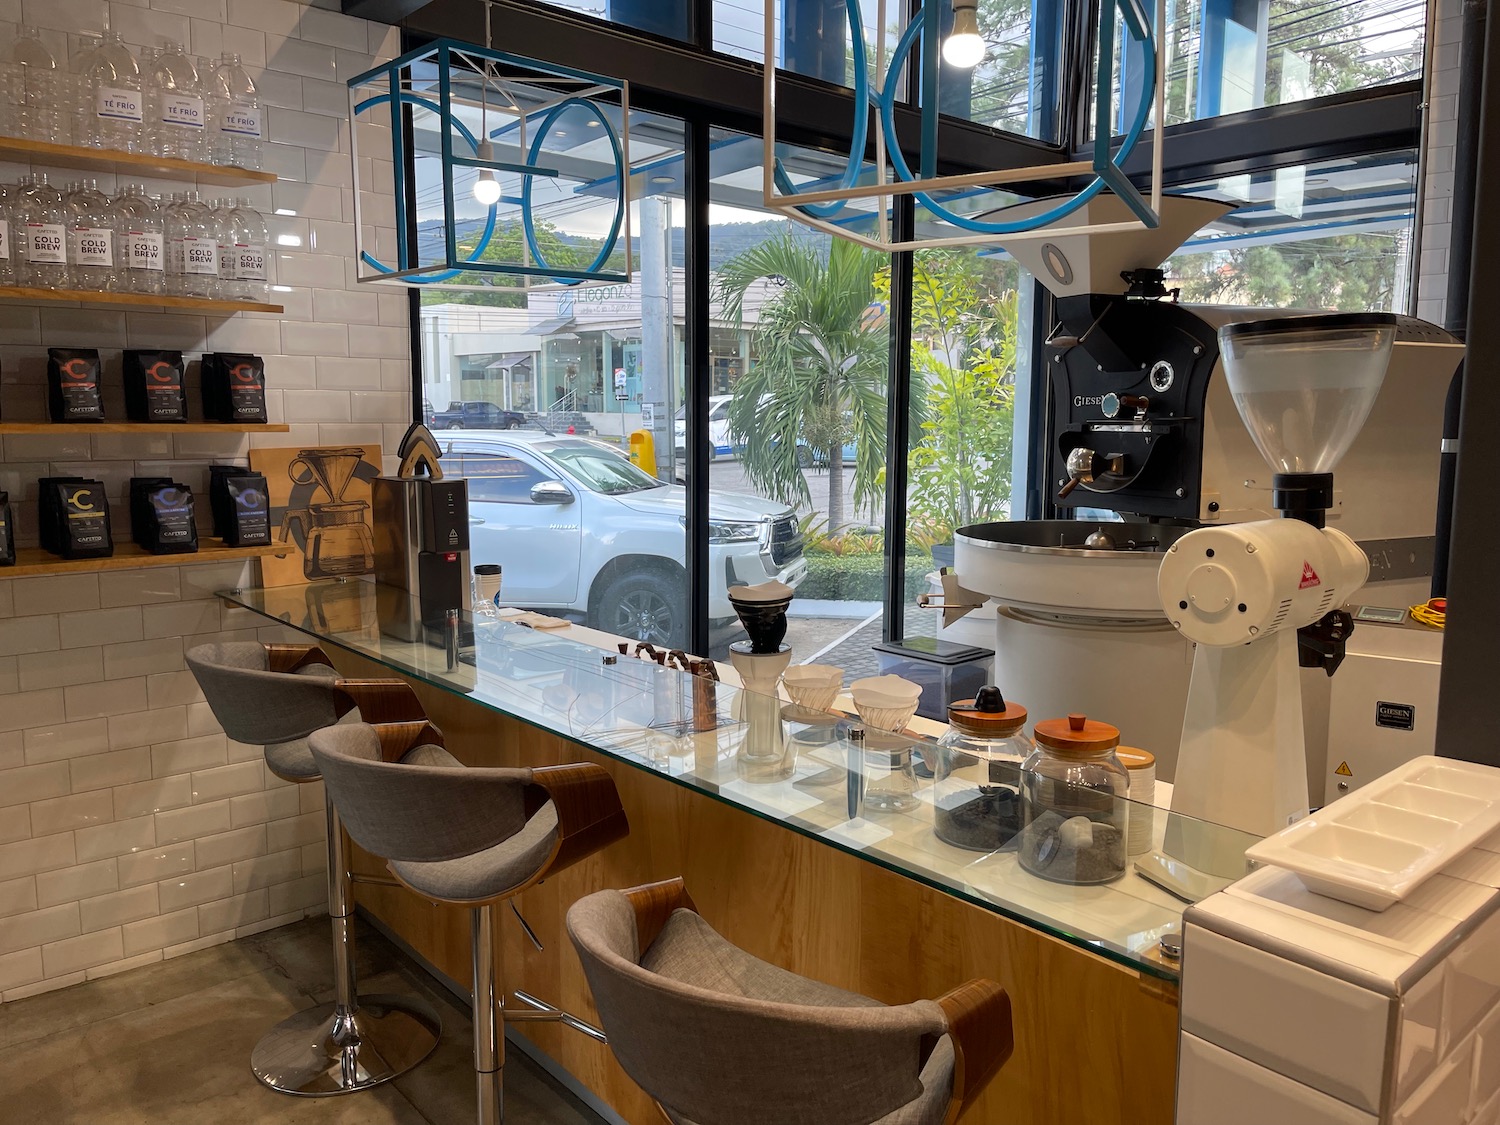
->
xmin=1409 ymin=597 xmax=1446 ymax=629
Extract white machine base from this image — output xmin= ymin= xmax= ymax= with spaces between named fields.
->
xmin=1135 ymin=849 xmax=1236 ymax=903
xmin=1172 ymin=630 xmax=1311 ymax=842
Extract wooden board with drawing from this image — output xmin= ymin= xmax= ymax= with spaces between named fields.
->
xmin=248 ymin=445 xmax=383 ymax=587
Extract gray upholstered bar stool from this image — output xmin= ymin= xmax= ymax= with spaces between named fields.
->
xmin=568 ymin=878 xmax=1014 ymax=1125
xmin=185 ymin=641 xmax=442 ymax=1095
xmin=308 ymin=718 xmax=629 ymax=1125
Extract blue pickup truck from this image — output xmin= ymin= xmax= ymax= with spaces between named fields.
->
xmin=427 ymin=401 xmax=528 ymax=430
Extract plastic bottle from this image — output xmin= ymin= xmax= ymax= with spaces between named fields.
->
xmin=175 ymin=190 xmax=218 ymax=297
xmin=1 ymin=28 xmax=64 ymax=142
xmin=162 ymin=191 xmax=187 ymax=294
xmin=86 ymin=33 xmax=145 ymax=154
xmin=0 ymin=181 xmax=18 ymax=286
xmin=209 ymin=53 xmax=261 ymax=170
xmin=210 ymin=197 xmax=236 ymax=296
xmin=148 ymin=42 xmax=205 ymax=161
xmin=68 ymin=35 xmax=100 ymax=149
xmin=228 ymin=196 xmax=269 ymax=300
xmin=63 ymin=179 xmax=118 ymax=291
xmin=115 ymin=183 xmax=164 ymax=295
xmin=17 ymin=174 xmax=69 ymax=289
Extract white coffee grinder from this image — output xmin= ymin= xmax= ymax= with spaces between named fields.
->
xmin=1140 ymin=312 xmax=1395 ymax=900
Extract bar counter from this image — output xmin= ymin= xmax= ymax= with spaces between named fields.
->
xmin=221 ymin=578 xmax=1263 ymax=1125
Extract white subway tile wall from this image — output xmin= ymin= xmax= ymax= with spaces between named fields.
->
xmin=0 ymin=0 xmax=407 ymax=1001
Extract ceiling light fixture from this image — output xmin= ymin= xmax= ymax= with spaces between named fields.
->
xmin=473 ymin=140 xmax=502 ymax=206
xmin=942 ymin=0 xmax=984 ymax=69
xmin=472 ymin=2 xmax=500 ymax=207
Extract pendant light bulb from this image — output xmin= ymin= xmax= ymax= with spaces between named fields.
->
xmin=943 ymin=1 xmax=985 ymax=69
xmin=473 ymin=139 xmax=501 ymax=206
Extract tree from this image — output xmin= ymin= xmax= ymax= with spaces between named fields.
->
xmin=1168 ymin=231 xmax=1403 ymax=311
xmin=899 ymin=251 xmax=1019 ymax=532
xmin=417 ymin=218 xmax=613 ymax=307
xmin=714 ymin=233 xmax=889 ymax=531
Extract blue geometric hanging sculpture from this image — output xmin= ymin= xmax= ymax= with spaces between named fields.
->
xmin=347 ymin=39 xmax=631 ymax=290
xmin=762 ymin=0 xmax=1164 ymax=252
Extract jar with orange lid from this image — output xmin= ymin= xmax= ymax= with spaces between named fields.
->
xmin=931 ymin=686 xmax=1031 ymax=851
xmin=1018 ymin=713 xmax=1129 ymax=884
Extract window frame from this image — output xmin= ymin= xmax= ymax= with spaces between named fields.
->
xmin=398 ymin=0 xmax=1430 ymax=654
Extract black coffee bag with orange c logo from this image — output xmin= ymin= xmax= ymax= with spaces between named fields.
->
xmin=201 ymin=352 xmax=267 ymax=423
xmin=47 ymin=348 xmax=104 ymax=423
xmin=124 ymin=350 xmax=186 ymax=423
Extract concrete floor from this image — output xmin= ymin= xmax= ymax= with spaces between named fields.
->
xmin=0 ymin=917 xmax=607 ymax=1125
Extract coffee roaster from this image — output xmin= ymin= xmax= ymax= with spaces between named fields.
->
xmin=952 ymin=196 xmax=1463 ymax=784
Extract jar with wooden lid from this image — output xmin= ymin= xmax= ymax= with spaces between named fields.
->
xmin=932 ymin=686 xmax=1031 ymax=852
xmin=1019 ymin=713 xmax=1128 ymax=885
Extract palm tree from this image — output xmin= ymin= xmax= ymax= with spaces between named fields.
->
xmin=714 ymin=232 xmax=888 ymax=531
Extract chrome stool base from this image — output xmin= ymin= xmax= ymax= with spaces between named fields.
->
xmin=251 ymin=994 xmax=442 ymax=1096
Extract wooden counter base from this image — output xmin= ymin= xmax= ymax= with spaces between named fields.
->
xmin=335 ymin=650 xmax=1178 ymax=1125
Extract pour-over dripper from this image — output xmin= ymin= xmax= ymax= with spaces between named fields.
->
xmin=290 ymin=447 xmax=367 ymax=504
xmin=1217 ymin=312 xmax=1396 ymax=524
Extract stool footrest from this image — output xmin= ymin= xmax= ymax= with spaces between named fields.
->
xmin=508 ymin=989 xmax=606 ymax=1043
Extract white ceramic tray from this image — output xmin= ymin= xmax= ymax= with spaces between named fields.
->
xmin=1244 ymin=756 xmax=1500 ymax=911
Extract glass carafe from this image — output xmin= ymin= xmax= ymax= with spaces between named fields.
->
xmin=932 ymin=687 xmax=1031 ymax=852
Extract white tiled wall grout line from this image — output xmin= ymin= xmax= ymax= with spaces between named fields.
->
xmin=0 ymin=0 xmax=405 ymax=1001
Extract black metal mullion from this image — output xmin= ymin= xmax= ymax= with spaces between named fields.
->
xmin=883 ymin=198 xmax=916 ymax=645
xmin=685 ymin=115 xmax=713 ymax=658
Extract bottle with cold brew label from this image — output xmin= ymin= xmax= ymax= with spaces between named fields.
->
xmin=116 ymin=184 xmax=164 ymax=296
xmin=64 ymin=179 xmax=119 ymax=292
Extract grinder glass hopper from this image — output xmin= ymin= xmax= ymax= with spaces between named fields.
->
xmin=1217 ymin=312 xmax=1397 ymax=526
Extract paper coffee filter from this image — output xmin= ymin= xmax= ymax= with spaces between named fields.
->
xmin=782 ymin=664 xmax=842 ymax=712
xmin=727 ymin=580 xmax=795 ymax=603
xmin=850 ymin=674 xmax=922 ymax=733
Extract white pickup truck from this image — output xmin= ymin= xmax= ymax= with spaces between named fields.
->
xmin=438 ymin=432 xmax=807 ymax=648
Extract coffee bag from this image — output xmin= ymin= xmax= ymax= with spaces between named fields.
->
xmin=130 ymin=478 xmax=198 ymax=554
xmin=209 ymin=466 xmax=270 ymax=546
xmin=123 ymin=350 xmax=187 ymax=423
xmin=47 ymin=348 xmax=104 ymax=422
xmin=43 ymin=479 xmax=112 ymax=559
xmin=201 ymin=352 xmax=267 ymax=423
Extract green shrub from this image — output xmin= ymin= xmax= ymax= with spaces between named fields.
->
xmin=799 ymin=554 xmax=932 ymax=601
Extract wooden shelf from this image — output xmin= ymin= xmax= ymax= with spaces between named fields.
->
xmin=0 ymin=136 xmax=277 ymax=185
xmin=0 ymin=286 xmax=283 ymax=313
xmin=1 ymin=540 xmax=283 ymax=578
xmin=0 ymin=422 xmax=290 ymax=434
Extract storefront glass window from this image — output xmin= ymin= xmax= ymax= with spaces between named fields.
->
xmin=420 ymin=112 xmax=692 ymax=649
xmin=1109 ymin=0 xmax=1424 ymax=133
xmin=1166 ymin=150 xmax=1419 ymax=311
xmin=706 ymin=126 xmax=893 ymax=666
xmin=531 ymin=0 xmax=692 ymax=40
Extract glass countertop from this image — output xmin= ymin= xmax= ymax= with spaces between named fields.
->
xmin=220 ymin=579 xmax=1262 ymax=982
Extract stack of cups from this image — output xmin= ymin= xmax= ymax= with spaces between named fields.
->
xmin=1116 ymin=747 xmax=1157 ymax=857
